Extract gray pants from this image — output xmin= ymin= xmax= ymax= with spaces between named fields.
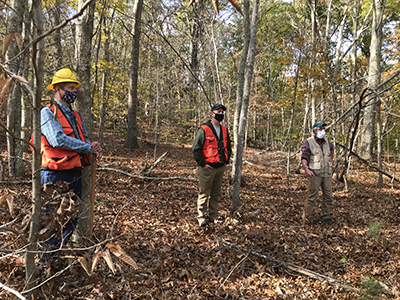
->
xmin=197 ymin=165 xmax=226 ymax=224
xmin=306 ymin=175 xmax=333 ymax=220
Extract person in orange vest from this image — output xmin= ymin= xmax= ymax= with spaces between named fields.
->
xmin=40 ymin=68 xmax=102 ymax=247
xmin=192 ymin=103 xmax=232 ymax=227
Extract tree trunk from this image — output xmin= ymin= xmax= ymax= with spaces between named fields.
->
xmin=99 ymin=12 xmax=114 ymax=145
xmin=6 ymin=0 xmax=25 ymax=178
xmin=21 ymin=7 xmax=31 ymax=153
xmin=360 ymin=0 xmax=386 ymax=159
xmin=187 ymin=6 xmax=200 ymax=121
xmin=232 ymin=0 xmax=260 ymax=213
xmin=74 ymin=0 xmax=96 ymax=238
xmin=286 ymin=51 xmax=302 ymax=192
xmin=26 ymin=0 xmax=43 ymax=293
xmin=50 ymin=0 xmax=63 ymax=69
xmin=125 ymin=0 xmax=143 ymax=149
xmin=231 ymin=0 xmax=250 ymax=178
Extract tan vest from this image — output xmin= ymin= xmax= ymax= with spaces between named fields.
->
xmin=307 ymin=137 xmax=332 ymax=177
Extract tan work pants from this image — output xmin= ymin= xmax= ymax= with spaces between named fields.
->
xmin=197 ymin=165 xmax=226 ymax=224
xmin=306 ymin=175 xmax=333 ymax=220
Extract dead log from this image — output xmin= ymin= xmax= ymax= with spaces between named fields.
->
xmin=222 ymin=240 xmax=360 ymax=293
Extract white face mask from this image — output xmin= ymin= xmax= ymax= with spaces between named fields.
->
xmin=316 ymin=130 xmax=326 ymax=139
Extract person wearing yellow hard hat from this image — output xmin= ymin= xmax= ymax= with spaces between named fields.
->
xmin=37 ymin=68 xmax=102 ymax=254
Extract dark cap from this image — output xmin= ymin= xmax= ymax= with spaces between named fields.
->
xmin=312 ymin=121 xmax=327 ymax=129
xmin=210 ymin=103 xmax=227 ymax=112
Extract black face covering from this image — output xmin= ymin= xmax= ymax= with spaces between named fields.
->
xmin=214 ymin=113 xmax=224 ymax=122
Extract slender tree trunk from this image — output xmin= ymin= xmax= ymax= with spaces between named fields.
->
xmin=6 ymin=0 xmax=25 ymax=178
xmin=125 ymin=0 xmax=143 ymax=149
xmin=211 ymin=19 xmax=223 ymax=104
xmin=308 ymin=0 xmax=317 ymax=124
xmin=50 ymin=0 xmax=63 ymax=69
xmin=26 ymin=0 xmax=44 ymax=293
xmin=377 ymin=100 xmax=383 ymax=186
xmin=286 ymin=51 xmax=302 ymax=192
xmin=232 ymin=0 xmax=250 ymax=177
xmin=99 ymin=13 xmax=114 ymax=145
xmin=232 ymin=0 xmax=260 ymax=213
xmin=74 ymin=0 xmax=96 ymax=238
xmin=360 ymin=0 xmax=386 ymax=159
xmin=187 ymin=6 xmax=200 ymax=121
xmin=351 ymin=0 xmax=361 ymax=105
xmin=21 ymin=8 xmax=31 ymax=153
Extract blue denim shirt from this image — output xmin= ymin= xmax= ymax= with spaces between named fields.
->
xmin=41 ymin=99 xmax=92 ymax=154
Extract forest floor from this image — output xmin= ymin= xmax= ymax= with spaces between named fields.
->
xmin=1 ymin=130 xmax=400 ymax=300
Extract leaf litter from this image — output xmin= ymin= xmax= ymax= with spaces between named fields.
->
xmin=0 ymin=132 xmax=400 ymax=299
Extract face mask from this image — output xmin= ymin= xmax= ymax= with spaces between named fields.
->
xmin=214 ymin=113 xmax=224 ymax=122
xmin=316 ymin=130 xmax=326 ymax=139
xmin=61 ymin=88 xmax=78 ymax=104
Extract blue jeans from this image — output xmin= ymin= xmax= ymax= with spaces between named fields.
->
xmin=41 ymin=169 xmax=82 ymax=248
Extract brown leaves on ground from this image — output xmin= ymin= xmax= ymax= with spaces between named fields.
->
xmin=1 ymin=133 xmax=400 ymax=299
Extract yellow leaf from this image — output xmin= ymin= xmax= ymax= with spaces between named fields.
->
xmin=2 ymin=33 xmax=15 ymax=59
xmin=212 ymin=0 xmax=219 ymax=15
xmin=102 ymin=248 xmax=116 ymax=274
xmin=0 ymin=77 xmax=13 ymax=101
xmin=6 ymin=194 xmax=14 ymax=218
xmin=91 ymin=246 xmax=102 ymax=274
xmin=78 ymin=256 xmax=92 ymax=276
xmin=13 ymin=32 xmax=23 ymax=50
xmin=106 ymin=243 xmax=139 ymax=270
xmin=12 ymin=75 xmax=28 ymax=84
xmin=227 ymin=0 xmax=243 ymax=15
xmin=187 ymin=0 xmax=196 ymax=8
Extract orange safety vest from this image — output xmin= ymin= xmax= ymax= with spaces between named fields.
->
xmin=32 ymin=104 xmax=91 ymax=170
xmin=201 ymin=124 xmax=228 ymax=164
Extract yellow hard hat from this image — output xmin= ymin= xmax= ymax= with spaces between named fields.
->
xmin=47 ymin=68 xmax=82 ymax=90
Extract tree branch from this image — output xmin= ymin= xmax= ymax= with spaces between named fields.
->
xmin=222 ymin=240 xmax=360 ymax=293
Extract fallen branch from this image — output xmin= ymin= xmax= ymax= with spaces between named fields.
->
xmin=97 ymin=167 xmax=198 ymax=182
xmin=222 ymin=240 xmax=360 ymax=293
xmin=0 ymin=281 xmax=26 ymax=300
xmin=337 ymin=143 xmax=399 ymax=183
xmin=140 ymin=151 xmax=168 ymax=176
xmin=0 ymin=181 xmax=32 ymax=184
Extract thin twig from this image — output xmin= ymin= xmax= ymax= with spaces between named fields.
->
xmin=0 ymin=281 xmax=26 ymax=300
xmin=218 ymin=251 xmax=250 ymax=290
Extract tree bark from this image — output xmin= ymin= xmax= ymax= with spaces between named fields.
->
xmin=26 ymin=0 xmax=44 ymax=293
xmin=74 ymin=0 xmax=96 ymax=238
xmin=99 ymin=10 xmax=115 ymax=145
xmin=21 ymin=6 xmax=31 ymax=153
xmin=125 ymin=0 xmax=143 ymax=149
xmin=6 ymin=0 xmax=25 ymax=178
xmin=231 ymin=0 xmax=250 ymax=178
xmin=232 ymin=0 xmax=260 ymax=213
xmin=50 ymin=0 xmax=63 ymax=69
xmin=359 ymin=0 xmax=386 ymax=159
xmin=187 ymin=6 xmax=200 ymax=121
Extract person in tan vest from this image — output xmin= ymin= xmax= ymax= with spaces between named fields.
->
xmin=301 ymin=122 xmax=334 ymax=225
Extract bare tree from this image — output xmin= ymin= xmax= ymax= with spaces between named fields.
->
xmin=6 ymin=0 xmax=25 ymax=177
xmin=359 ymin=0 xmax=386 ymax=159
xmin=232 ymin=0 xmax=260 ymax=213
xmin=231 ymin=0 xmax=250 ymax=178
xmin=125 ymin=0 xmax=144 ymax=149
xmin=74 ymin=0 xmax=96 ymax=238
xmin=26 ymin=0 xmax=44 ymax=292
